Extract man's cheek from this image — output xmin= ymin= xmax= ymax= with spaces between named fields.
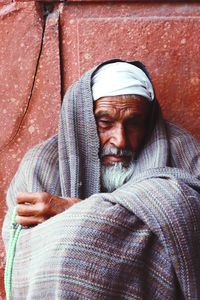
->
xmin=98 ymin=132 xmax=109 ymax=147
xmin=129 ymin=129 xmax=145 ymax=151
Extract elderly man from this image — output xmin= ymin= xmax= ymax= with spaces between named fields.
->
xmin=3 ymin=59 xmax=200 ymax=299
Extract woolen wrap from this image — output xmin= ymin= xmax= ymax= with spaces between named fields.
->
xmin=2 ymin=60 xmax=200 ymax=299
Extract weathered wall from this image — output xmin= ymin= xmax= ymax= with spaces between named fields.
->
xmin=0 ymin=0 xmax=200 ymax=297
xmin=0 ymin=1 xmax=61 ymax=296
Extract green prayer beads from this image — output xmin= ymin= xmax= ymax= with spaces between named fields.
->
xmin=5 ymin=208 xmax=22 ymax=300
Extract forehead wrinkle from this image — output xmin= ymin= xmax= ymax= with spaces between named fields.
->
xmin=95 ymin=96 xmax=148 ymax=110
xmin=95 ymin=107 xmax=120 ymax=120
xmin=95 ymin=107 xmax=144 ymax=124
xmin=95 ymin=103 xmax=146 ymax=117
xmin=94 ymin=96 xmax=150 ymax=123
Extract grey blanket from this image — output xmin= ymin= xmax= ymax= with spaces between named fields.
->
xmin=2 ymin=62 xmax=200 ymax=299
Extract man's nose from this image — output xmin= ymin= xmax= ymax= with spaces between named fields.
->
xmin=110 ymin=124 xmax=127 ymax=149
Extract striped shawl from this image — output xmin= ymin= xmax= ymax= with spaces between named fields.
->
xmin=2 ymin=61 xmax=200 ymax=299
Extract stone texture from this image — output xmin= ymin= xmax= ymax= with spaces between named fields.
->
xmin=0 ymin=2 xmax=61 ymax=296
xmin=0 ymin=2 xmax=43 ymax=295
xmin=66 ymin=0 xmax=194 ymax=2
xmin=0 ymin=1 xmax=12 ymax=4
xmin=15 ymin=0 xmax=62 ymax=2
xmin=61 ymin=2 xmax=200 ymax=140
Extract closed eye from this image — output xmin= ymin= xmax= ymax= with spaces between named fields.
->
xmin=97 ymin=119 xmax=113 ymax=128
xmin=125 ymin=116 xmax=143 ymax=128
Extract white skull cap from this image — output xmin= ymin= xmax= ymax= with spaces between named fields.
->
xmin=92 ymin=62 xmax=154 ymax=101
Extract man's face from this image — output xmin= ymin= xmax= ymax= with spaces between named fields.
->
xmin=94 ymin=95 xmax=150 ymax=167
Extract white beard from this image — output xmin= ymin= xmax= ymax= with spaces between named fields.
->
xmin=101 ymin=161 xmax=136 ymax=193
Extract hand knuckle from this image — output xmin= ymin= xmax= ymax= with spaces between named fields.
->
xmin=15 ymin=205 xmax=20 ymax=213
xmin=38 ymin=202 xmax=47 ymax=214
xmin=43 ymin=192 xmax=49 ymax=198
xmin=16 ymin=215 xmax=21 ymax=224
xmin=38 ymin=217 xmax=45 ymax=224
xmin=16 ymin=205 xmax=24 ymax=215
xmin=38 ymin=193 xmax=44 ymax=202
xmin=40 ymin=193 xmax=49 ymax=204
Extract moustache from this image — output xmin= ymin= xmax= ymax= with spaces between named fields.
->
xmin=100 ymin=146 xmax=135 ymax=159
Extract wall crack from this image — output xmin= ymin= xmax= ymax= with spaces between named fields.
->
xmin=0 ymin=3 xmax=52 ymax=154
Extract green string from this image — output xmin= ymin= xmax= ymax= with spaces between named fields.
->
xmin=4 ymin=208 xmax=22 ymax=300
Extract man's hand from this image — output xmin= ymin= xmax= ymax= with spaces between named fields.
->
xmin=16 ymin=192 xmax=80 ymax=227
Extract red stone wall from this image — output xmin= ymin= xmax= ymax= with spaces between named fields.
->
xmin=0 ymin=0 xmax=200 ymax=297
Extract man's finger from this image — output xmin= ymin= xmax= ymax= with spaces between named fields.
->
xmin=16 ymin=192 xmax=44 ymax=204
xmin=16 ymin=215 xmax=44 ymax=227
xmin=16 ymin=204 xmax=38 ymax=217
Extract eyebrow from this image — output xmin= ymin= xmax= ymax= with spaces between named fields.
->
xmin=126 ymin=112 xmax=145 ymax=119
xmin=94 ymin=111 xmax=114 ymax=119
xmin=94 ymin=110 xmax=147 ymax=121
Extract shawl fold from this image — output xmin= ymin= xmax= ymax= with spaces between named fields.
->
xmin=2 ymin=59 xmax=200 ymax=299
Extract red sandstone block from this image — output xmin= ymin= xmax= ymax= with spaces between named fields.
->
xmin=0 ymin=3 xmax=61 ymax=296
xmin=0 ymin=0 xmax=12 ymax=4
xmin=60 ymin=3 xmax=200 ymax=140
xmin=66 ymin=0 xmax=198 ymax=2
